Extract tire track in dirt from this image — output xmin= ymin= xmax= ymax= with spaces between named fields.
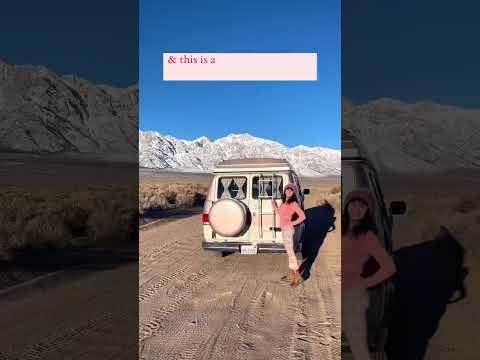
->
xmin=139 ymin=214 xmax=341 ymax=360
xmin=139 ymin=271 xmax=211 ymax=341
xmin=139 ymin=245 xmax=216 ymax=303
xmin=139 ymin=254 xmax=219 ymax=305
xmin=140 ymin=255 xmax=251 ymax=359
xmin=160 ymin=279 xmax=255 ymax=360
xmin=204 ymin=281 xmax=268 ymax=360
xmin=139 ymin=250 xmax=230 ymax=328
xmin=139 ymin=229 xmax=197 ymax=272
xmin=0 ymin=264 xmax=138 ymax=360
xmin=139 ymin=217 xmax=203 ymax=285
xmin=139 ymin=246 xmax=233 ymax=340
xmin=227 ymin=261 xmax=294 ymax=360
xmin=10 ymin=312 xmax=119 ymax=360
xmin=316 ymin=238 xmax=342 ymax=360
xmin=287 ymin=287 xmax=313 ymax=360
xmin=316 ymin=270 xmax=341 ymax=359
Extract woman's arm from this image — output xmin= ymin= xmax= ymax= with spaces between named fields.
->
xmin=291 ymin=202 xmax=306 ymax=226
xmin=363 ymin=232 xmax=396 ymax=288
xmin=271 ymin=198 xmax=279 ymax=213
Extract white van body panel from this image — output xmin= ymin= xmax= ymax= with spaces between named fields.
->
xmin=202 ymin=158 xmax=306 ymax=253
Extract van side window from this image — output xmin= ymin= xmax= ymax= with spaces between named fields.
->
xmin=252 ymin=176 xmax=283 ymax=199
xmin=217 ymin=177 xmax=247 ymax=200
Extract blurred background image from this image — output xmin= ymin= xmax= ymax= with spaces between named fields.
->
xmin=0 ymin=1 xmax=139 ymax=359
xmin=343 ymin=1 xmax=479 ymax=359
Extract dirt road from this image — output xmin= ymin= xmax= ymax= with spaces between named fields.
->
xmin=139 ymin=214 xmax=341 ymax=360
xmin=0 ymin=263 xmax=138 ymax=360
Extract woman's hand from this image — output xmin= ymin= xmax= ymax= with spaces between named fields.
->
xmin=291 ymin=203 xmax=306 ymax=226
xmin=363 ymin=232 xmax=397 ymax=288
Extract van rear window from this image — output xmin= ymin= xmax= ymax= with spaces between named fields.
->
xmin=252 ymin=176 xmax=283 ymax=199
xmin=217 ymin=177 xmax=247 ymax=200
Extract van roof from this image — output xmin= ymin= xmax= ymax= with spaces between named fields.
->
xmin=213 ymin=158 xmax=294 ymax=173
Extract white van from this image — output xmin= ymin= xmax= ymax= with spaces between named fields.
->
xmin=201 ymin=158 xmax=310 ymax=255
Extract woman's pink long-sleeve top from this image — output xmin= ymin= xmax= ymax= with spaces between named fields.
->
xmin=272 ymin=200 xmax=306 ymax=230
xmin=342 ymin=230 xmax=396 ymax=292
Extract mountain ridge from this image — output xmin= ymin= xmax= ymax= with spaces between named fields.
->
xmin=139 ymin=130 xmax=341 ymax=176
xmin=0 ymin=59 xmax=138 ymax=157
xmin=343 ymin=97 xmax=480 ymax=172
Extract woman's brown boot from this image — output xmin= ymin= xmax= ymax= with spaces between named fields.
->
xmin=290 ymin=270 xmax=305 ymax=287
xmin=281 ymin=269 xmax=295 ymax=282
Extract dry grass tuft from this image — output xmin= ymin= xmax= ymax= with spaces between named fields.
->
xmin=0 ymin=185 xmax=137 ymax=259
xmin=139 ymin=182 xmax=209 ymax=213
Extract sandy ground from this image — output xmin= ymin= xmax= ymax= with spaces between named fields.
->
xmin=0 ymin=264 xmax=138 ymax=360
xmin=139 ymin=176 xmax=341 ymax=360
xmin=0 ymin=154 xmax=139 ymax=359
xmin=382 ymin=173 xmax=480 ymax=360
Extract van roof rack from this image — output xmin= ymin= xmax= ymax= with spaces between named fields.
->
xmin=214 ymin=158 xmax=293 ymax=173
xmin=217 ymin=158 xmax=289 ymax=166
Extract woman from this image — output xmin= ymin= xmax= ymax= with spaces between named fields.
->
xmin=271 ymin=183 xmax=306 ymax=286
xmin=342 ymin=190 xmax=397 ymax=360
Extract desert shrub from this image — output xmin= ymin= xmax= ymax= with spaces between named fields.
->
xmin=86 ymin=200 xmax=132 ymax=245
xmin=139 ymin=182 xmax=208 ymax=211
xmin=165 ymin=191 xmax=178 ymax=206
xmin=0 ymin=185 xmax=137 ymax=256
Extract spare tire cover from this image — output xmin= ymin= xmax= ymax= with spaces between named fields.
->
xmin=209 ymin=199 xmax=247 ymax=237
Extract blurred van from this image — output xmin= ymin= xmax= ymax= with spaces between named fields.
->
xmin=342 ymin=128 xmax=406 ymax=359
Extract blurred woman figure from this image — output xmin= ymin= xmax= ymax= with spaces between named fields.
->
xmin=342 ymin=190 xmax=396 ymax=360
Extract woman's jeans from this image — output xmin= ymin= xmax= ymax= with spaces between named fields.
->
xmin=282 ymin=227 xmax=300 ymax=270
xmin=293 ymin=222 xmax=305 ymax=253
xmin=342 ymin=287 xmax=371 ymax=360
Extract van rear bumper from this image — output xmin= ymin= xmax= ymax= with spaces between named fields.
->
xmin=202 ymin=241 xmax=286 ymax=253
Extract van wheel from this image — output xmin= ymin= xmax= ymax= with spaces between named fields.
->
xmin=221 ymin=251 xmax=235 ymax=257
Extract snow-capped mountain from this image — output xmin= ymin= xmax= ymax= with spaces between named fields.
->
xmin=140 ymin=131 xmax=340 ymax=176
xmin=0 ymin=59 xmax=137 ymax=157
xmin=343 ymin=98 xmax=480 ymax=172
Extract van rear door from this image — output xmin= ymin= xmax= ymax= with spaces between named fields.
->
xmin=250 ymin=174 xmax=284 ymax=243
xmin=214 ymin=175 xmax=250 ymax=241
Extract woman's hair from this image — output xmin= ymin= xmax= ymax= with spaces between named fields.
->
xmin=282 ymin=189 xmax=298 ymax=204
xmin=341 ymin=198 xmax=375 ymax=237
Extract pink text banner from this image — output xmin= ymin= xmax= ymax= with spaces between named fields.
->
xmin=163 ymin=53 xmax=317 ymax=81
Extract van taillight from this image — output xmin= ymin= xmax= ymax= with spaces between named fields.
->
xmin=202 ymin=214 xmax=209 ymax=224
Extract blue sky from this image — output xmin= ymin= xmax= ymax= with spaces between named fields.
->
xmin=140 ymin=0 xmax=340 ymax=149
xmin=0 ymin=0 xmax=137 ymax=87
xmin=343 ymin=1 xmax=480 ymax=108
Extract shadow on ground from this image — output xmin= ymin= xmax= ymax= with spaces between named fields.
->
xmin=140 ymin=206 xmax=203 ymax=226
xmin=386 ymin=226 xmax=469 ymax=360
xmin=299 ymin=201 xmax=336 ymax=280
xmin=0 ymin=246 xmax=139 ymax=291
